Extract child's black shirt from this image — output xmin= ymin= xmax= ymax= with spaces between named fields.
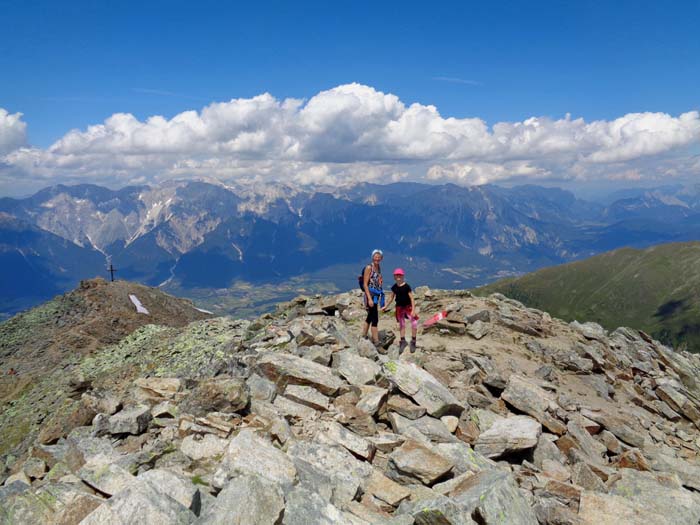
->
xmin=391 ymin=283 xmax=412 ymax=307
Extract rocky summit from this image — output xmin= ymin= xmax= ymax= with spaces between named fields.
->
xmin=2 ymin=283 xmax=700 ymax=524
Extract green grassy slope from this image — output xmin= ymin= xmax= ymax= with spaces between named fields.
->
xmin=473 ymin=241 xmax=700 ymax=352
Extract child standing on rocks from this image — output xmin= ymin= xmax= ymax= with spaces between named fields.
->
xmin=382 ymin=268 xmax=418 ymax=352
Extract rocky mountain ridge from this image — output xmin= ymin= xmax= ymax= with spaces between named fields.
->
xmin=2 ymin=281 xmax=700 ymax=523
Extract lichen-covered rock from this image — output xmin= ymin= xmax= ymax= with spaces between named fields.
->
xmin=606 ymin=469 xmax=700 ymax=525
xmin=474 ymin=416 xmax=541 ymax=459
xmin=319 ymin=422 xmax=376 ymax=460
xmin=213 ymin=429 xmax=296 ymax=489
xmin=182 ymin=377 xmax=249 ymax=415
xmin=181 ymin=434 xmax=228 ymax=461
xmin=501 ymin=375 xmax=565 ymax=435
xmin=287 ymin=441 xmax=372 ymax=506
xmin=449 ymin=469 xmax=538 ymax=525
xmin=332 ymin=350 xmax=382 ymax=386
xmin=282 ymin=486 xmax=359 ymax=525
xmin=283 ymin=384 xmax=331 ymax=411
xmin=108 ymin=405 xmax=152 ymax=435
xmin=383 ymin=361 xmax=463 ymax=417
xmin=7 ymin=283 xmax=700 ymax=525
xmin=357 ymin=386 xmax=388 ymax=416
xmin=0 ymin=482 xmax=104 ymax=525
xmin=365 ymin=469 xmax=411 ymax=507
xmin=138 ymin=469 xmax=201 ymax=514
xmin=195 ymin=473 xmax=284 ymax=524
xmin=134 ymin=377 xmax=184 ymax=401
xmin=78 ymin=462 xmax=136 ymax=496
xmin=79 ymin=479 xmax=195 ymax=524
xmin=256 ymin=353 xmax=345 ymax=395
xmin=389 ymin=439 xmax=454 ymax=485
xmin=388 ymin=413 xmax=457 ymax=444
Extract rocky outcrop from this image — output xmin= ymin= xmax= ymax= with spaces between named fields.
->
xmin=2 ymin=286 xmax=700 ymax=524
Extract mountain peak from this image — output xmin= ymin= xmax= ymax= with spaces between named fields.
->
xmin=1 ymin=284 xmax=699 ymax=522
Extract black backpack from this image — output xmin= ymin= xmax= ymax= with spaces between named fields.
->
xmin=358 ymin=265 xmax=368 ymax=291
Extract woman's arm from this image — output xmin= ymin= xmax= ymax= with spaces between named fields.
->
xmin=363 ymin=266 xmax=373 ymax=305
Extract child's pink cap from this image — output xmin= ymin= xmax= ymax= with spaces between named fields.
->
xmin=393 ymin=268 xmax=405 ymax=276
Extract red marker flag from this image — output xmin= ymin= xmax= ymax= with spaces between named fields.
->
xmin=422 ymin=310 xmax=447 ymax=328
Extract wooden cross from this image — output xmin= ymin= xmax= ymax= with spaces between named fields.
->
xmin=107 ymin=263 xmax=117 ymax=282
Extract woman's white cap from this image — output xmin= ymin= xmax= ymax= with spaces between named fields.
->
xmin=371 ymin=249 xmax=383 ymax=257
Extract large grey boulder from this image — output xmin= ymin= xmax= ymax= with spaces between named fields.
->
xmin=570 ymin=321 xmax=607 ymax=341
xmin=474 ymin=415 xmax=541 ymax=459
xmin=139 ymin=469 xmax=201 ymax=515
xmin=646 ymin=449 xmax=700 ymax=490
xmin=357 ymin=386 xmax=388 ymax=416
xmin=318 ymin=422 xmax=376 ymax=460
xmin=388 ymin=413 xmax=457 ymax=444
xmin=450 ymin=469 xmax=538 ymax=525
xmin=195 ymin=473 xmax=284 ymax=525
xmin=0 ymin=482 xmax=103 ymax=525
xmin=183 ymin=376 xmax=249 ymax=414
xmin=180 ymin=434 xmax=227 ymax=461
xmin=282 ymin=486 xmax=361 ymax=525
xmin=213 ymin=429 xmax=296 ymax=488
xmin=80 ymin=480 xmax=195 ymax=524
xmin=332 ymin=350 xmax=382 ymax=386
xmin=284 ymin=384 xmax=331 ymax=411
xmin=389 ymin=439 xmax=454 ymax=485
xmin=578 ymin=491 xmax=663 ymax=525
xmin=78 ymin=463 xmax=136 ymax=496
xmin=606 ymin=468 xmax=700 ymax=524
xmin=287 ymin=441 xmax=372 ymax=506
xmin=364 ymin=469 xmax=411 ymax=507
xmin=397 ymin=494 xmax=478 ymax=524
xmin=256 ymin=353 xmax=346 ymax=395
xmin=564 ymin=417 xmax=607 ymax=464
xmin=387 ymin=395 xmax=427 ymax=420
xmin=582 ymin=410 xmax=648 ymax=448
xmin=108 ymin=405 xmax=152 ymax=435
xmin=383 ymin=361 xmax=463 ymax=417
xmin=433 ymin=441 xmax=496 ymax=477
xmin=501 ymin=375 xmax=565 ymax=435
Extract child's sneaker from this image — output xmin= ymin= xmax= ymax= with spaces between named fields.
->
xmin=399 ymin=339 xmax=408 ymax=353
xmin=410 ymin=340 xmax=417 ymax=353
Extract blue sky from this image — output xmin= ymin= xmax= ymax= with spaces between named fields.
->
xmin=1 ymin=0 xmax=699 ymax=195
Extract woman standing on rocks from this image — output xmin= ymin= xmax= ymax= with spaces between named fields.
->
xmin=361 ymin=249 xmax=384 ymax=346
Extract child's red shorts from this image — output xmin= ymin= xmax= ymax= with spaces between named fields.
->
xmin=395 ymin=306 xmax=414 ymax=321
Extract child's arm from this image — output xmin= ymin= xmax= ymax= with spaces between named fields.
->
xmin=409 ymin=291 xmax=417 ymax=316
xmin=382 ymin=292 xmax=395 ymax=311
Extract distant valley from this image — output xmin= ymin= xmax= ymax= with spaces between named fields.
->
xmin=2 ymin=180 xmax=700 ymax=319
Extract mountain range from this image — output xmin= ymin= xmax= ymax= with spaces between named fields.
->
xmin=2 ymin=180 xmax=700 ymax=318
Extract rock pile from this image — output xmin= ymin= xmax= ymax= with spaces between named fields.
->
xmin=2 ymin=287 xmax=700 ymax=524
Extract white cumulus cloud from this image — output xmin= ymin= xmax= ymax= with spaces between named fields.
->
xmin=2 ymin=84 xmax=700 ymax=194
xmin=0 ymin=109 xmax=27 ymax=155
